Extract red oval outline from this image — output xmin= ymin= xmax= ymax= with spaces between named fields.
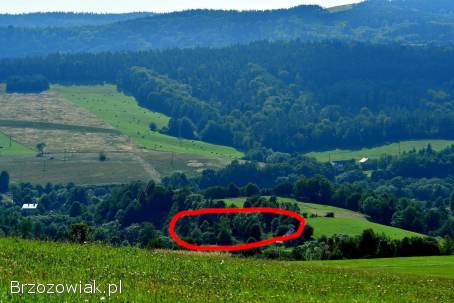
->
xmin=168 ymin=207 xmax=306 ymax=251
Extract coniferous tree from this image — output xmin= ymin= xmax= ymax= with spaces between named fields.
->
xmin=0 ymin=171 xmax=9 ymax=193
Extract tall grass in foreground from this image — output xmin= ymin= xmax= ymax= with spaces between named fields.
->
xmin=0 ymin=237 xmax=453 ymax=302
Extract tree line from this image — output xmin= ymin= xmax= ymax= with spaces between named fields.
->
xmin=6 ymin=74 xmax=49 ymax=93
xmin=0 ymin=176 xmax=454 ymax=259
xmin=0 ymin=177 xmax=452 ymax=260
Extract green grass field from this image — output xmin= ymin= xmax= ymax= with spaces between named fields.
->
xmin=307 ymin=217 xmax=422 ymax=239
xmin=0 ymin=238 xmax=452 ymax=302
xmin=0 ymin=132 xmax=33 ymax=156
xmin=222 ymin=197 xmax=423 ymax=239
xmin=312 ymin=255 xmax=454 ymax=279
xmin=0 ymin=84 xmax=238 ymax=184
xmin=53 ymin=85 xmax=243 ymax=159
xmin=306 ymin=140 xmax=454 ymax=162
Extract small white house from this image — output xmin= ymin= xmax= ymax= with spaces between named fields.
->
xmin=359 ymin=157 xmax=369 ymax=164
xmin=21 ymin=203 xmax=38 ymax=210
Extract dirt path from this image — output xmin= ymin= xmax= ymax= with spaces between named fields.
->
xmin=131 ymin=154 xmax=161 ymax=181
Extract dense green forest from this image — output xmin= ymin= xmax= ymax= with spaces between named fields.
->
xmin=1 ymin=0 xmax=454 ymax=58
xmin=6 ymin=74 xmax=49 ymax=93
xmin=2 ymin=41 xmax=454 ymax=152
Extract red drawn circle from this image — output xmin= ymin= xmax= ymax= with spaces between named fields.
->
xmin=168 ymin=207 xmax=306 ymax=251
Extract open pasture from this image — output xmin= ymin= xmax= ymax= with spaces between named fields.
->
xmin=222 ymin=197 xmax=424 ymax=239
xmin=306 ymin=140 xmax=454 ymax=162
xmin=0 ymin=90 xmax=133 ymax=153
xmin=0 ymin=132 xmax=33 ymax=156
xmin=0 ymin=152 xmax=157 ymax=185
xmin=0 ymin=84 xmax=241 ymax=184
xmin=53 ymin=85 xmax=243 ymax=159
xmin=0 ymin=237 xmax=452 ymax=303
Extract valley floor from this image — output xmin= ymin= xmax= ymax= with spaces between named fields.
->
xmin=0 ymin=238 xmax=452 ymax=302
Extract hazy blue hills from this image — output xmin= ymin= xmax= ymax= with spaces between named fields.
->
xmin=0 ymin=12 xmax=153 ymax=28
xmin=1 ymin=0 xmax=454 ymax=58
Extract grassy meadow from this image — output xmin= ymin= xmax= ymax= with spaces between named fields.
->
xmin=0 ymin=132 xmax=33 ymax=156
xmin=0 ymin=153 xmax=157 ymax=185
xmin=0 ymin=87 xmax=132 ymax=153
xmin=312 ymin=255 xmax=454 ymax=279
xmin=306 ymin=140 xmax=454 ymax=162
xmin=0 ymin=85 xmax=239 ymax=184
xmin=53 ymin=85 xmax=243 ymax=159
xmin=308 ymin=217 xmax=422 ymax=239
xmin=0 ymin=237 xmax=452 ymax=302
xmin=222 ymin=197 xmax=423 ymax=239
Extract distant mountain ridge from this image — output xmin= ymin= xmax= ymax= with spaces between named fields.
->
xmin=0 ymin=12 xmax=153 ymax=28
xmin=1 ymin=0 xmax=454 ymax=58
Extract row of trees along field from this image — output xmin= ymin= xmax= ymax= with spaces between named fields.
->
xmin=2 ymin=41 xmax=454 ymax=152
xmin=6 ymin=74 xmax=49 ymax=93
xmin=0 ymin=179 xmax=453 ymax=260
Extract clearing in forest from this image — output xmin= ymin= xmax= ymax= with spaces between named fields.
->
xmin=306 ymin=140 xmax=454 ymax=162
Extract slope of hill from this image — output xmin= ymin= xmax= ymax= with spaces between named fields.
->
xmin=0 ymin=87 xmax=155 ymax=184
xmin=3 ymin=41 xmax=454 ymax=154
xmin=1 ymin=0 xmax=454 ymax=58
xmin=53 ymin=85 xmax=243 ymax=158
xmin=306 ymin=140 xmax=454 ymax=162
xmin=0 ymin=237 xmax=452 ymax=302
xmin=0 ymin=12 xmax=153 ymax=28
xmin=223 ymin=197 xmax=423 ymax=239
xmin=0 ymin=85 xmax=241 ymax=185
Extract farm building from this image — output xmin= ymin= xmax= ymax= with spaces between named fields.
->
xmin=21 ymin=203 xmax=38 ymax=210
xmin=359 ymin=157 xmax=369 ymax=164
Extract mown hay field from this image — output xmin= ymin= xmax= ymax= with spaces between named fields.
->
xmin=0 ymin=85 xmax=239 ymax=184
xmin=0 ymin=89 xmax=132 ymax=153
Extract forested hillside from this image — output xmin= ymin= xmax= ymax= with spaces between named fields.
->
xmin=0 ymin=12 xmax=152 ymax=28
xmin=2 ymin=0 xmax=454 ymax=57
xmin=2 ymin=2 xmax=454 ymax=300
xmin=1 ymin=175 xmax=452 ymax=260
xmin=2 ymin=41 xmax=454 ymax=153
